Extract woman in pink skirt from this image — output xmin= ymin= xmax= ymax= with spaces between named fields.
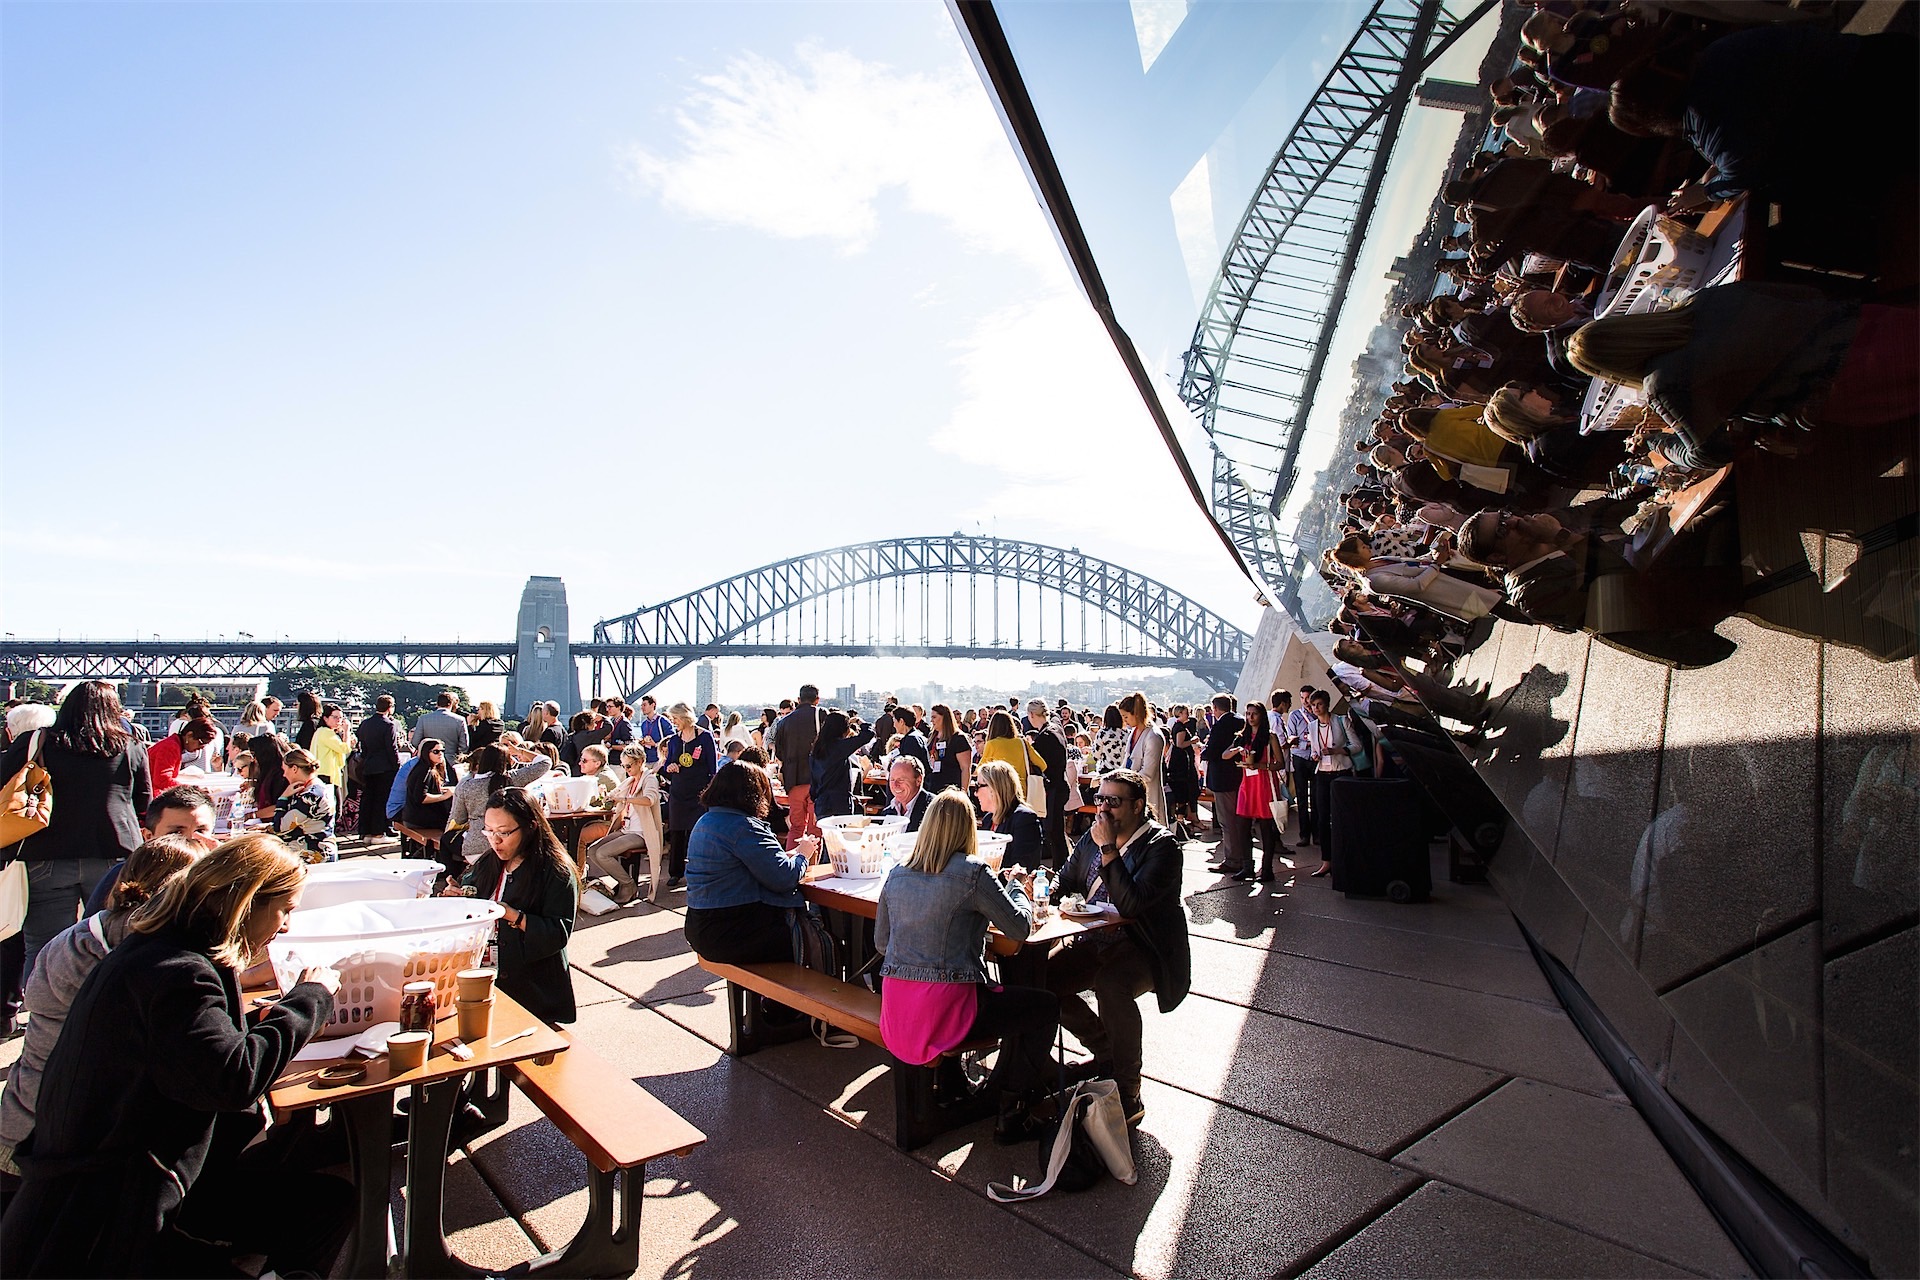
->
xmin=1230 ymin=703 xmax=1288 ymax=884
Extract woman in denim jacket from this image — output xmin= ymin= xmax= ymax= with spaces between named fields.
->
xmin=685 ymin=762 xmax=820 ymax=965
xmin=875 ymin=791 xmax=1059 ymax=1143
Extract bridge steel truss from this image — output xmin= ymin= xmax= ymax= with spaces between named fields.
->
xmin=1176 ymin=0 xmax=1495 ymax=613
xmin=591 ymin=535 xmax=1251 ymax=697
xmin=0 ymin=642 xmax=518 ymax=685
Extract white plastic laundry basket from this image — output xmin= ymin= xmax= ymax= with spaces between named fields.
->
xmin=298 ymin=859 xmax=445 ymax=911
xmin=269 ymin=898 xmax=504 ymax=1033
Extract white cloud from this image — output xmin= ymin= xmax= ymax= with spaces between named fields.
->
xmin=1129 ymin=0 xmax=1189 ymax=73
xmin=626 ymin=42 xmax=1059 ymax=272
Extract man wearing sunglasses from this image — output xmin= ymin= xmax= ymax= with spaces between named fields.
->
xmin=1045 ymin=768 xmax=1189 ymax=1126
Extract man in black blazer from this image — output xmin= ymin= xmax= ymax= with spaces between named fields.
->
xmin=881 ymin=757 xmax=932 ymax=831
xmin=1024 ymin=699 xmax=1070 ymax=865
xmin=1048 ymin=768 xmax=1189 ymax=1125
xmin=1199 ymin=693 xmax=1248 ymax=875
xmin=888 ymin=707 xmax=929 ymax=773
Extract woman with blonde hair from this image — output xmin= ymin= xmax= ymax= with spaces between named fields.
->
xmin=0 ymin=833 xmax=348 ymax=1278
xmin=469 ymin=700 xmax=505 ymax=754
xmin=875 ymin=791 xmax=1057 ymax=1144
xmin=1567 ymin=281 xmax=1918 ymax=470
xmin=973 ymin=759 xmax=1044 ymax=871
xmin=1116 ymin=692 xmax=1167 ymax=824
xmin=661 ymin=701 xmax=718 ymax=889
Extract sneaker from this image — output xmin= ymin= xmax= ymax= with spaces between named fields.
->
xmin=1121 ymin=1091 xmax=1145 ymax=1126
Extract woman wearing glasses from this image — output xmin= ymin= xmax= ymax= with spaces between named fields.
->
xmin=973 ymin=761 xmax=1043 ymax=872
xmin=402 ymin=738 xmax=459 ymax=872
xmin=442 ymin=789 xmax=578 ymax=1025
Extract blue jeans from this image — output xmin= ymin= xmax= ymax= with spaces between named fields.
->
xmin=23 ymin=858 xmax=117 ymax=983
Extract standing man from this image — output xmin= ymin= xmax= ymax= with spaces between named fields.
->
xmin=259 ymin=695 xmax=286 ymax=738
xmin=1046 ymin=769 xmax=1189 ymax=1125
xmin=605 ymin=699 xmax=634 ymax=746
xmin=1288 ymin=686 xmax=1320 ymax=848
xmin=889 ymin=707 xmax=929 ymax=773
xmin=700 ymin=704 xmax=723 ymax=735
xmin=355 ymin=695 xmax=403 ymax=839
xmin=636 ymin=695 xmax=673 ymax=767
xmin=1024 ymin=699 xmax=1070 ymax=866
xmin=1200 ymin=694 xmax=1248 ymax=876
xmin=410 ymin=691 xmax=469 ymax=762
xmin=770 ymin=683 xmax=825 ymax=849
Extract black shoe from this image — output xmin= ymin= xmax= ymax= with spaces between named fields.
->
xmin=1120 ymin=1091 xmax=1145 ymax=1127
xmin=1295 ymin=837 xmax=1314 ymax=848
xmin=1231 ymin=870 xmax=1256 ymax=881
xmin=1257 ymin=873 xmax=1275 ymax=883
xmin=994 ymin=1093 xmax=1049 ymax=1146
xmin=666 ymin=876 xmax=685 ymax=889
xmin=1058 ymin=1057 xmax=1112 ymax=1088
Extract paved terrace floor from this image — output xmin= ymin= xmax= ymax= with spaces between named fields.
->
xmin=1 ymin=820 xmax=1751 ymax=1278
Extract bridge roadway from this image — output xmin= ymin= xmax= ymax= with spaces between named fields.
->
xmin=0 ymin=639 xmax=1241 ymax=690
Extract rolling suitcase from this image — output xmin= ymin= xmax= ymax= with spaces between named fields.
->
xmin=1329 ymin=776 xmax=1431 ymax=903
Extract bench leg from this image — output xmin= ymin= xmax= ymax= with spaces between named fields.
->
xmin=334 ymin=1092 xmax=398 ymax=1279
xmin=518 ymin=1162 xmax=643 ymax=1278
xmin=724 ymin=981 xmax=811 ymax=1057
xmin=892 ymin=1055 xmax=998 ymax=1151
xmin=401 ymin=1080 xmax=486 ymax=1279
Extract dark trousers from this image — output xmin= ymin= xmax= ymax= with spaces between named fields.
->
xmin=358 ymin=770 xmax=396 ymax=836
xmin=1042 ymin=782 xmax=1070 ymax=866
xmin=967 ymin=983 xmax=1059 ymax=1098
xmin=1290 ymin=756 xmax=1317 ymax=841
xmin=168 ymin=1145 xmax=354 ymax=1279
xmin=1212 ymin=783 xmax=1250 ymax=871
xmin=666 ymin=829 xmax=691 ymax=880
xmin=1312 ymin=771 xmax=1347 ymax=859
xmin=685 ymin=902 xmax=791 ymax=965
xmin=1251 ymin=818 xmax=1284 ymax=876
xmin=1044 ymin=933 xmax=1156 ymax=1094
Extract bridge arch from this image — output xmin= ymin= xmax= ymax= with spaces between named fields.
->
xmin=589 ymin=535 xmax=1251 ymax=696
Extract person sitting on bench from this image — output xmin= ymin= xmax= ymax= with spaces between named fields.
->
xmin=684 ymin=762 xmax=820 ymax=965
xmin=875 ymin=791 xmax=1057 ymax=1145
xmin=1045 ymin=767 xmax=1190 ymax=1127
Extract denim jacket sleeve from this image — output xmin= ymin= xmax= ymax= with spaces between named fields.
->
xmin=971 ymin=862 xmax=1033 ymax=944
xmin=735 ymin=818 xmax=807 ymax=894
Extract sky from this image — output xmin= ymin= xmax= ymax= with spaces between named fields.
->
xmin=0 ymin=1 xmax=1477 ymax=706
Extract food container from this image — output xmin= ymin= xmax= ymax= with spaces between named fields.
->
xmin=817 ymin=814 xmax=907 ymax=856
xmin=269 ymin=898 xmax=505 ymax=1034
xmin=880 ymin=829 xmax=1011 ymax=873
xmin=298 ymin=859 xmax=444 ymax=911
xmin=456 ymin=998 xmax=493 ymax=1042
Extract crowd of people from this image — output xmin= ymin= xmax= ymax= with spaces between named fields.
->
xmin=1327 ymin=0 xmax=1915 ymax=675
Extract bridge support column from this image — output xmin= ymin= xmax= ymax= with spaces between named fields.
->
xmin=503 ymin=577 xmax=581 ymax=721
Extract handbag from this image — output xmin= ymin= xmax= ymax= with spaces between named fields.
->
xmin=1026 ymin=773 xmax=1048 ymax=819
xmin=0 ymin=860 xmax=27 ymax=942
xmin=986 ymin=1079 xmax=1137 ymax=1202
xmin=0 ymin=730 xmax=53 ymax=856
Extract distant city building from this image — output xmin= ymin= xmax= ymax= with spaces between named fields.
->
xmin=835 ymin=683 xmax=857 ymax=708
xmin=1414 ymin=78 xmax=1484 ymax=114
xmin=695 ymin=659 xmax=719 ymax=711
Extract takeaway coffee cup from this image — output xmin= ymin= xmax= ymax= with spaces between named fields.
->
xmin=456 ymin=968 xmax=497 ymax=1002
xmin=387 ymin=1031 xmax=431 ymax=1073
xmin=456 ymin=998 xmax=493 ymax=1042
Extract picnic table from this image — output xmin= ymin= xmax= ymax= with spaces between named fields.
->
xmin=267 ymin=990 xmax=569 ymax=1278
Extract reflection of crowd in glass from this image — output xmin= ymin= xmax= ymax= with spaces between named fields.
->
xmin=1324 ymin=1 xmax=1916 ymax=672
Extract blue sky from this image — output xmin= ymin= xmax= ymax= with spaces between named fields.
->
xmin=1 ymin=2 xmax=1475 ymax=704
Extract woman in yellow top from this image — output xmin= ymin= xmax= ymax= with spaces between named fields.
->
xmin=1400 ymin=406 xmax=1521 ymax=493
xmin=310 ymin=703 xmax=354 ymax=794
xmin=976 ymin=710 xmax=1045 ymax=779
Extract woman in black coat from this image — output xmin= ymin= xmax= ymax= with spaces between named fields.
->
xmin=446 ymin=788 xmax=579 ymax=1025
xmin=974 ymin=761 xmax=1045 ymax=872
xmin=660 ymin=702 xmax=718 ymax=887
xmin=0 ymin=680 xmax=150 ymax=977
xmin=292 ymin=689 xmax=323 ymax=751
xmin=808 ymin=711 xmax=874 ymax=821
xmin=0 ymin=832 xmax=347 ymax=1278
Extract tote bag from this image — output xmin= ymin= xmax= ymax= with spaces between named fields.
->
xmin=0 ymin=730 xmax=53 ymax=854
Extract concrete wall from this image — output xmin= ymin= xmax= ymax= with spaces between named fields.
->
xmin=1452 ymin=617 xmax=1918 ymax=1275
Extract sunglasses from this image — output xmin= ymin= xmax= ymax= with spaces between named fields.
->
xmin=1093 ymin=794 xmax=1135 ymax=808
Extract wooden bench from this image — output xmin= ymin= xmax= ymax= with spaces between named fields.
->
xmin=696 ymin=958 xmax=997 ymax=1150
xmin=504 ymin=1040 xmax=707 ymax=1277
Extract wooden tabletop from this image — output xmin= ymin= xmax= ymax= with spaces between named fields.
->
xmin=267 ymin=988 xmax=570 ymax=1119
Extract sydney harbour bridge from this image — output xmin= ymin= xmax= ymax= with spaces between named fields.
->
xmin=0 ymin=536 xmax=1253 ymax=704
xmin=4 ymin=0 xmax=1483 ymax=699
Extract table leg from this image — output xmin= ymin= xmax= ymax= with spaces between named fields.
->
xmin=334 ymin=1093 xmax=398 ymax=1280
xmin=401 ymin=1079 xmax=484 ymax=1279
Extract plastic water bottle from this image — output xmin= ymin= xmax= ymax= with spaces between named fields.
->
xmin=1032 ymin=868 xmax=1052 ymax=915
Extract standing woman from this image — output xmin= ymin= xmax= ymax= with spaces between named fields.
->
xmin=978 ymin=711 xmax=1045 ymax=780
xmin=660 ymin=702 xmax=718 ymax=889
xmin=1090 ymin=705 xmax=1128 ymax=775
xmin=924 ymin=704 xmax=973 ymax=797
xmin=446 ymin=790 xmax=579 ymax=1026
xmin=522 ymin=704 xmax=563 ymax=751
xmin=292 ymin=691 xmax=323 ymax=751
xmin=355 ymin=695 xmax=404 ymax=839
xmin=808 ymin=711 xmax=875 ymax=821
xmin=1164 ymin=705 xmax=1203 ymax=835
xmin=876 ymin=791 xmax=1056 ymax=1143
xmin=469 ymin=701 xmax=505 ymax=755
xmin=1229 ymin=704 xmax=1286 ymax=883
xmin=973 ymin=760 xmax=1044 ymax=872
xmin=232 ymin=700 xmax=276 ymax=742
xmin=403 ymin=738 xmax=459 ymax=872
xmin=0 ymin=680 xmax=151 ymax=979
xmin=310 ymin=703 xmax=352 ymax=798
xmin=1117 ymin=692 xmax=1167 ymax=825
xmin=0 ymin=834 xmax=348 ymax=1278
xmin=1305 ymin=691 xmax=1359 ymax=877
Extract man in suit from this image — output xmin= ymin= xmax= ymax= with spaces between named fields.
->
xmin=1199 ymin=693 xmax=1248 ymax=875
xmin=882 ymin=757 xmax=932 ymax=831
xmin=410 ymin=691 xmax=469 ymax=761
xmin=1024 ymin=699 xmax=1070 ymax=865
xmin=1047 ymin=768 xmax=1189 ymax=1125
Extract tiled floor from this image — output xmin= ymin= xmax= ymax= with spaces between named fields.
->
xmin=0 ymin=823 xmax=1753 ymax=1277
